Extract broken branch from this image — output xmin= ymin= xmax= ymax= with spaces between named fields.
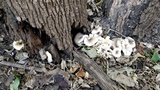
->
xmin=73 ymin=51 xmax=118 ymax=90
xmin=0 ymin=60 xmax=44 ymax=73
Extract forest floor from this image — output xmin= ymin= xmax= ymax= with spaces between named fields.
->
xmin=1 ymin=1 xmax=160 ymax=90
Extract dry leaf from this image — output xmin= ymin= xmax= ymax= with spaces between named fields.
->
xmin=81 ymin=83 xmax=90 ymax=88
xmin=76 ymin=65 xmax=85 ymax=78
xmin=136 ymin=43 xmax=145 ymax=56
xmin=69 ymin=64 xmax=80 ymax=73
xmin=15 ymin=52 xmax=29 ymax=61
xmin=39 ymin=49 xmax=47 ymax=60
xmin=108 ymin=67 xmax=138 ymax=87
xmin=54 ymin=74 xmax=69 ymax=89
xmin=84 ymin=72 xmax=89 ymax=79
xmin=45 ymin=51 xmax=53 ymax=63
xmin=116 ymin=56 xmax=130 ymax=63
xmin=26 ymin=68 xmax=69 ymax=89
xmin=61 ymin=59 xmax=67 ymax=70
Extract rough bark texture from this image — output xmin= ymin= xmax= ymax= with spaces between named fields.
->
xmin=3 ymin=0 xmax=88 ymax=53
xmin=102 ymin=0 xmax=160 ymax=44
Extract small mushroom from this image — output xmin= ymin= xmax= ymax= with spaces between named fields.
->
xmin=122 ymin=47 xmax=133 ymax=56
xmin=112 ymin=38 xmax=123 ymax=49
xmin=84 ymin=34 xmax=98 ymax=46
xmin=112 ymin=48 xmax=122 ymax=58
xmin=74 ymin=33 xmax=88 ymax=46
xmin=91 ymin=26 xmax=103 ymax=35
xmin=125 ymin=37 xmax=136 ymax=48
xmin=96 ymin=36 xmax=113 ymax=47
xmin=12 ymin=39 xmax=24 ymax=50
xmin=121 ymin=37 xmax=135 ymax=56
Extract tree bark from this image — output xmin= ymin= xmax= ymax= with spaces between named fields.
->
xmin=102 ymin=0 xmax=160 ymax=44
xmin=3 ymin=0 xmax=88 ymax=53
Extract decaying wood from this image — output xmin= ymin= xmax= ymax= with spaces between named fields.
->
xmin=102 ymin=0 xmax=160 ymax=44
xmin=134 ymin=0 xmax=160 ymax=44
xmin=3 ymin=0 xmax=88 ymax=52
xmin=102 ymin=0 xmax=151 ymax=35
xmin=0 ymin=60 xmax=44 ymax=73
xmin=73 ymin=51 xmax=118 ymax=90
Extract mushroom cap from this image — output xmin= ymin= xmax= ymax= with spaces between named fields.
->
xmin=96 ymin=36 xmax=113 ymax=46
xmin=122 ymin=47 xmax=133 ymax=56
xmin=112 ymin=47 xmax=122 ymax=58
xmin=13 ymin=40 xmax=24 ymax=50
xmin=125 ymin=37 xmax=136 ymax=48
xmin=91 ymin=26 xmax=103 ymax=35
xmin=95 ymin=36 xmax=113 ymax=55
xmin=84 ymin=34 xmax=98 ymax=46
xmin=112 ymin=38 xmax=123 ymax=49
xmin=74 ymin=33 xmax=88 ymax=46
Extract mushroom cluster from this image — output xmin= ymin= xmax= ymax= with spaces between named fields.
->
xmin=74 ymin=25 xmax=102 ymax=47
xmin=95 ymin=36 xmax=136 ymax=58
xmin=74 ymin=25 xmax=136 ymax=58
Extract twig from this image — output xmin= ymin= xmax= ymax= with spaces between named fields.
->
xmin=108 ymin=28 xmax=127 ymax=38
xmin=0 ymin=61 xmax=44 ymax=73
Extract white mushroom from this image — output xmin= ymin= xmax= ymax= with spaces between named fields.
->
xmin=95 ymin=36 xmax=113 ymax=58
xmin=84 ymin=34 xmax=98 ymax=46
xmin=74 ymin=33 xmax=88 ymax=46
xmin=96 ymin=36 xmax=113 ymax=47
xmin=13 ymin=39 xmax=24 ymax=50
xmin=121 ymin=37 xmax=135 ymax=56
xmin=112 ymin=38 xmax=123 ymax=50
xmin=122 ymin=47 xmax=133 ymax=56
xmin=97 ymin=48 xmax=113 ymax=58
xmin=125 ymin=37 xmax=136 ymax=48
xmin=112 ymin=48 xmax=122 ymax=58
xmin=91 ymin=26 xmax=103 ymax=35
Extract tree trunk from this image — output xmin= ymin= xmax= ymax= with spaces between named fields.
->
xmin=102 ymin=0 xmax=160 ymax=44
xmin=3 ymin=0 xmax=88 ymax=54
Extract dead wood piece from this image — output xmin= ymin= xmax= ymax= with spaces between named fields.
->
xmin=73 ymin=51 xmax=118 ymax=90
xmin=0 ymin=61 xmax=44 ymax=73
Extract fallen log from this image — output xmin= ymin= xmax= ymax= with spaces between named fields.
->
xmin=73 ymin=51 xmax=118 ymax=90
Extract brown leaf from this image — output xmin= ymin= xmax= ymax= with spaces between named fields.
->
xmin=76 ymin=65 xmax=85 ymax=78
xmin=25 ymin=68 xmax=70 ymax=89
xmin=136 ymin=43 xmax=145 ymax=56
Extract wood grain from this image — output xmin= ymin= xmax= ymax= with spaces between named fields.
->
xmin=73 ymin=51 xmax=118 ymax=90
